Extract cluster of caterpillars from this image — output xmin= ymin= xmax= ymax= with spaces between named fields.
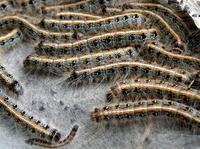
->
xmin=0 ymin=0 xmax=200 ymax=148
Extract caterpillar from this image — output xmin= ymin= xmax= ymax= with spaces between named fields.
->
xmin=43 ymin=0 xmax=107 ymax=15
xmin=54 ymin=12 xmax=102 ymax=20
xmin=0 ymin=15 xmax=82 ymax=42
xmin=9 ymin=0 xmax=83 ymax=16
xmin=122 ymin=3 xmax=191 ymax=40
xmin=0 ymin=28 xmax=22 ymax=48
xmin=66 ymin=60 xmax=199 ymax=88
xmin=0 ymin=65 xmax=23 ymax=95
xmin=0 ymin=91 xmax=61 ymax=142
xmin=85 ymin=6 xmax=186 ymax=49
xmin=9 ymin=0 xmax=81 ymax=8
xmin=24 ymin=46 xmax=136 ymax=73
xmin=100 ymin=0 xmax=163 ymax=8
xmin=40 ymin=12 xmax=146 ymax=33
xmin=139 ymin=43 xmax=200 ymax=71
xmin=106 ymin=80 xmax=200 ymax=109
xmin=91 ymin=99 xmax=200 ymax=127
xmin=26 ymin=125 xmax=79 ymax=148
xmin=35 ymin=28 xmax=159 ymax=56
xmin=122 ymin=9 xmax=185 ymax=49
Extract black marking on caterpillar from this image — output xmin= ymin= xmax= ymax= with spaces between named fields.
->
xmin=106 ymin=79 xmax=200 ymax=110
xmin=24 ymin=46 xmax=136 ymax=74
xmin=0 ymin=15 xmax=82 ymax=42
xmin=35 ymin=28 xmax=159 ymax=56
xmin=0 ymin=0 xmax=11 ymax=15
xmin=0 ymin=65 xmax=23 ymax=95
xmin=0 ymin=28 xmax=23 ymax=48
xmin=91 ymin=99 xmax=200 ymax=128
xmin=40 ymin=12 xmax=146 ymax=33
xmin=26 ymin=125 xmax=79 ymax=148
xmin=0 ymin=91 xmax=61 ymax=142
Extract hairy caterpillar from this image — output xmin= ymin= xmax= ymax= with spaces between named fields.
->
xmin=0 ymin=65 xmax=23 ymax=95
xmin=139 ymin=43 xmax=200 ymax=71
xmin=66 ymin=60 xmax=200 ymax=88
xmin=35 ymin=28 xmax=158 ymax=56
xmin=106 ymin=80 xmax=200 ymax=109
xmin=40 ymin=12 xmax=146 ymax=33
xmin=0 ymin=15 xmax=82 ymax=42
xmin=91 ymin=99 xmax=200 ymax=127
xmin=26 ymin=125 xmax=79 ymax=148
xmin=122 ymin=3 xmax=191 ymax=40
xmin=122 ymin=9 xmax=185 ymax=49
xmin=24 ymin=46 xmax=136 ymax=73
xmin=0 ymin=28 xmax=22 ymax=48
xmin=0 ymin=91 xmax=61 ymax=141
xmin=43 ymin=0 xmax=107 ymax=15
xmin=9 ymin=0 xmax=81 ymax=8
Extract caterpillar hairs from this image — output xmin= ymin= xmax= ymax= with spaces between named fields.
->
xmin=0 ymin=65 xmax=23 ymax=95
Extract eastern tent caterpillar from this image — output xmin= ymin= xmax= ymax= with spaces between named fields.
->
xmin=9 ymin=0 xmax=81 ymax=8
xmin=0 ymin=28 xmax=22 ymax=48
xmin=123 ymin=9 xmax=185 ymax=49
xmin=54 ymin=12 xmax=102 ymax=20
xmin=40 ymin=12 xmax=146 ymax=33
xmin=0 ymin=15 xmax=81 ymax=41
xmin=122 ymin=3 xmax=191 ymax=40
xmin=43 ymin=0 xmax=106 ymax=15
xmin=139 ymin=43 xmax=200 ymax=71
xmin=106 ymin=80 xmax=200 ymax=109
xmin=26 ymin=125 xmax=79 ymax=148
xmin=0 ymin=91 xmax=61 ymax=142
xmin=0 ymin=65 xmax=23 ymax=95
xmin=91 ymin=99 xmax=200 ymax=127
xmin=35 ymin=28 xmax=159 ymax=56
xmin=67 ymin=61 xmax=194 ymax=87
xmin=24 ymin=46 xmax=136 ymax=73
